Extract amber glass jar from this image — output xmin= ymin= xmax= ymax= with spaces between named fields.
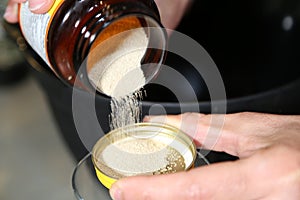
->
xmin=19 ymin=0 xmax=167 ymax=95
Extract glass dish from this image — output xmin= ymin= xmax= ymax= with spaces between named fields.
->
xmin=72 ymin=150 xmax=209 ymax=200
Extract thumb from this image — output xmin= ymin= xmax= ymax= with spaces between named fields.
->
xmin=109 ymin=158 xmax=263 ymax=200
xmin=4 ymin=1 xmax=19 ymax=23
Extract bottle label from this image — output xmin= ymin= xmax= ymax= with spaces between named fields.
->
xmin=19 ymin=0 xmax=63 ymax=70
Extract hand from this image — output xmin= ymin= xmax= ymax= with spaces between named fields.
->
xmin=4 ymin=0 xmax=54 ymax=23
xmin=109 ymin=112 xmax=300 ymax=200
xmin=4 ymin=0 xmax=193 ymax=33
xmin=154 ymin=0 xmax=193 ymax=35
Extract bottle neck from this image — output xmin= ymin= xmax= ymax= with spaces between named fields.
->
xmin=48 ymin=0 xmax=167 ymax=94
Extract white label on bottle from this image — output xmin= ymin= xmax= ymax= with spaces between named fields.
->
xmin=19 ymin=2 xmax=57 ymax=70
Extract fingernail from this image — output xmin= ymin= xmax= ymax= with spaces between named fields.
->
xmin=109 ymin=184 xmax=123 ymax=200
xmin=29 ymin=0 xmax=48 ymax=11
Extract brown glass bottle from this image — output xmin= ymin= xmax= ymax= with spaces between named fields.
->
xmin=19 ymin=0 xmax=167 ymax=95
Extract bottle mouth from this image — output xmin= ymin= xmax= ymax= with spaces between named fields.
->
xmin=85 ymin=15 xmax=167 ymax=98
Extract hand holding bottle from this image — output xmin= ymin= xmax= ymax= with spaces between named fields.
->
xmin=4 ymin=0 xmax=193 ymax=33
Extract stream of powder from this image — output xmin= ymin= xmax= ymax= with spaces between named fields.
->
xmin=87 ymin=27 xmax=149 ymax=130
xmin=109 ymin=90 xmax=144 ymax=130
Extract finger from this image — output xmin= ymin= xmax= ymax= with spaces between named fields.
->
xmin=28 ymin=0 xmax=54 ymax=14
xmin=109 ymin=158 xmax=265 ymax=200
xmin=144 ymin=113 xmax=206 ymax=144
xmin=144 ymin=113 xmax=238 ymax=156
xmin=4 ymin=1 xmax=20 ymax=23
xmin=154 ymin=0 xmax=192 ymax=34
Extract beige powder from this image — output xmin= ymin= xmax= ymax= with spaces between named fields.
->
xmin=97 ymin=138 xmax=185 ymax=178
xmin=87 ymin=27 xmax=149 ymax=130
xmin=109 ymin=90 xmax=144 ymax=130
xmin=88 ymin=28 xmax=148 ymax=98
xmin=88 ymin=28 xmax=150 ymax=132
